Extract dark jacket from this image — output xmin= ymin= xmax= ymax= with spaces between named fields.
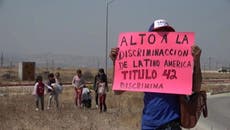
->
xmin=93 ymin=73 xmax=108 ymax=92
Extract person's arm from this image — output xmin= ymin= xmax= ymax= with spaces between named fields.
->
xmin=58 ymin=78 xmax=63 ymax=86
xmin=109 ymin=47 xmax=119 ymax=63
xmin=105 ymin=74 xmax=109 ymax=92
xmin=79 ymin=78 xmax=85 ymax=88
xmin=45 ymin=83 xmax=53 ymax=90
xmin=72 ymin=76 xmax=76 ymax=87
xmin=191 ymin=45 xmax=202 ymax=92
xmin=109 ymin=47 xmax=125 ymax=95
xmin=93 ymin=75 xmax=98 ymax=91
xmin=32 ymin=82 xmax=38 ymax=95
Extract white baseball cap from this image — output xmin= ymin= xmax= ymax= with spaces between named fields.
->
xmin=148 ymin=19 xmax=175 ymax=32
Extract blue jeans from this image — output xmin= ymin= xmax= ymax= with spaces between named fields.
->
xmin=36 ymin=95 xmax=44 ymax=110
xmin=156 ymin=119 xmax=181 ymax=130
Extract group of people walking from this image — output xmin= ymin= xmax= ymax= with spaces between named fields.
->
xmin=32 ymin=68 xmax=108 ymax=113
xmin=32 ymin=72 xmax=63 ymax=111
xmin=72 ymin=68 xmax=108 ymax=112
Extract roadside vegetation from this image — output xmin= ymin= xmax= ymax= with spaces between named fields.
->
xmin=0 ymin=67 xmax=230 ymax=129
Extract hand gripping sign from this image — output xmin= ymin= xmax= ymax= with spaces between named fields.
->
xmin=112 ymin=32 xmax=194 ymax=95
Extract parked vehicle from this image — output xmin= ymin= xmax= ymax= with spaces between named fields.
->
xmin=218 ymin=67 xmax=230 ymax=73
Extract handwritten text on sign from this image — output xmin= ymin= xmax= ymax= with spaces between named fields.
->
xmin=112 ymin=32 xmax=194 ymax=95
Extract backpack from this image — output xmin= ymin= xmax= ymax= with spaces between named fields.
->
xmin=56 ymin=84 xmax=63 ymax=94
xmin=36 ymin=82 xmax=45 ymax=96
xmin=179 ymin=91 xmax=208 ymax=128
xmin=179 ymin=62 xmax=208 ymax=128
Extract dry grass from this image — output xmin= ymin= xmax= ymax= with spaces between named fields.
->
xmin=202 ymin=71 xmax=230 ymax=80
xmin=0 ymin=86 xmax=143 ymax=130
xmin=1 ymin=67 xmax=230 ymax=130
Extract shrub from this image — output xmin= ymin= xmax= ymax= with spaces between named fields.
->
xmin=83 ymin=70 xmax=94 ymax=82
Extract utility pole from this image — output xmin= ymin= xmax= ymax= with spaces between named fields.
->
xmin=1 ymin=52 xmax=3 ymax=67
xmin=97 ymin=57 xmax=100 ymax=69
xmin=215 ymin=61 xmax=218 ymax=70
xmin=203 ymin=63 xmax=206 ymax=73
xmin=208 ymin=57 xmax=211 ymax=70
xmin=105 ymin=0 xmax=116 ymax=74
xmin=51 ymin=59 xmax=55 ymax=71
xmin=105 ymin=0 xmax=109 ymax=75
xmin=46 ymin=59 xmax=49 ymax=72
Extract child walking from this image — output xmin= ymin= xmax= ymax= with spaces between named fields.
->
xmin=54 ymin=72 xmax=63 ymax=94
xmin=81 ymin=85 xmax=92 ymax=108
xmin=47 ymin=73 xmax=59 ymax=110
xmin=97 ymin=78 xmax=108 ymax=112
xmin=32 ymin=75 xmax=52 ymax=111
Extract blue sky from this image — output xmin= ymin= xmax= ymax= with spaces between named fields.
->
xmin=0 ymin=0 xmax=230 ymax=67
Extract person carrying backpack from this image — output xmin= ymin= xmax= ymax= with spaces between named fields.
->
xmin=32 ymin=75 xmax=53 ymax=111
xmin=110 ymin=19 xmax=202 ymax=130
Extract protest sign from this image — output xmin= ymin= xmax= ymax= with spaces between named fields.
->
xmin=112 ymin=32 xmax=194 ymax=95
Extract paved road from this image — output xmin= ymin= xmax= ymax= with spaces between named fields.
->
xmin=194 ymin=93 xmax=230 ymax=130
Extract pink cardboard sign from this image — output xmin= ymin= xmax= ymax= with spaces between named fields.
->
xmin=112 ymin=32 xmax=194 ymax=95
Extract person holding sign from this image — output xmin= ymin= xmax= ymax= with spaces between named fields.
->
xmin=110 ymin=19 xmax=202 ymax=130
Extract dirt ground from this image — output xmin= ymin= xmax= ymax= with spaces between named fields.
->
xmin=1 ymin=68 xmax=230 ymax=130
xmin=0 ymin=86 xmax=143 ymax=130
